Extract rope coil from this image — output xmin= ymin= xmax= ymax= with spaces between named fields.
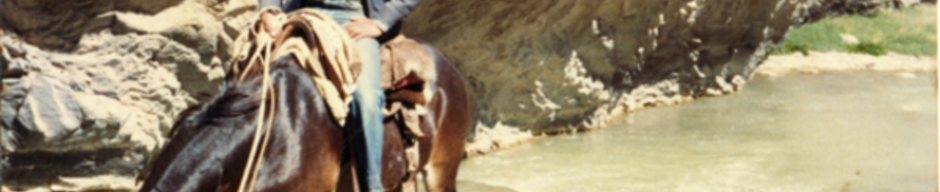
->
xmin=229 ymin=8 xmax=362 ymax=192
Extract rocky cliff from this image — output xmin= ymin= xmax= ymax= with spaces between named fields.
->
xmin=403 ymin=0 xmax=811 ymax=134
xmin=399 ymin=0 xmax=929 ymax=147
xmin=0 ymin=0 xmax=257 ymax=190
xmin=0 ymin=0 xmax=926 ymax=190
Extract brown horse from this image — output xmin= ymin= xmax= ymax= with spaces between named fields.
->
xmin=139 ymin=42 xmax=469 ymax=191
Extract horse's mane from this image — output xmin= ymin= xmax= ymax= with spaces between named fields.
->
xmin=140 ymin=70 xmax=265 ymax=185
xmin=168 ymin=73 xmax=263 ymax=136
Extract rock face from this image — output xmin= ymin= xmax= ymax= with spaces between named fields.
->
xmin=0 ymin=0 xmax=923 ymax=190
xmin=401 ymin=0 xmax=918 ymax=135
xmin=0 ymin=0 xmax=257 ymax=190
xmin=0 ymin=0 xmax=185 ymax=51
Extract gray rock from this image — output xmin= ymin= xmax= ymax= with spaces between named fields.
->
xmin=16 ymin=76 xmax=85 ymax=144
xmin=0 ymin=31 xmax=210 ymax=189
xmin=1 ymin=40 xmax=7 ymax=75
xmin=154 ymin=37 xmax=223 ymax=101
xmin=1 ymin=79 xmax=26 ymax=152
xmin=0 ymin=0 xmax=259 ymax=190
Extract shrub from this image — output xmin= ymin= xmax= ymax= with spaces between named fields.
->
xmin=845 ymin=41 xmax=887 ymax=56
xmin=770 ymin=41 xmax=810 ymax=56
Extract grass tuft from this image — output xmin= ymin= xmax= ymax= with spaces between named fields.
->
xmin=771 ymin=41 xmax=811 ymax=56
xmin=845 ymin=41 xmax=887 ymax=56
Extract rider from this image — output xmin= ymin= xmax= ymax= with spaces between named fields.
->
xmin=258 ymin=0 xmax=419 ymax=191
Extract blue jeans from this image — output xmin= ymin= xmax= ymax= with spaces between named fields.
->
xmin=259 ymin=1 xmax=385 ymax=190
xmin=322 ymin=9 xmax=386 ymax=192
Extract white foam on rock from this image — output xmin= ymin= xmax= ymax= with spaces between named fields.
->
xmin=531 ymin=80 xmax=561 ymax=111
xmin=531 ymin=80 xmax=561 ymax=121
xmin=465 ymin=121 xmax=536 ymax=157
xmin=563 ymin=51 xmax=611 ymax=100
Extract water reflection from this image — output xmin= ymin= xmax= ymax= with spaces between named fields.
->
xmin=457 ymin=72 xmax=938 ymax=192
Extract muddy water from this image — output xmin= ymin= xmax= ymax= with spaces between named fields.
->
xmin=456 ymin=72 xmax=938 ymax=192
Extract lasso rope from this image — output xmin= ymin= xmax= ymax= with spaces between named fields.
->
xmin=236 ymin=8 xmax=280 ymax=192
xmin=230 ymin=8 xmax=361 ymax=192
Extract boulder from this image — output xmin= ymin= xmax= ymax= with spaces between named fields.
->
xmin=0 ymin=0 xmax=261 ymax=189
xmin=0 ymin=29 xmax=228 ymax=191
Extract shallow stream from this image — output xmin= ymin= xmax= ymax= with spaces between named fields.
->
xmin=457 ymin=71 xmax=938 ymax=192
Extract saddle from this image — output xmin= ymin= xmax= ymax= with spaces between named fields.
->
xmin=377 ymin=36 xmax=436 ymax=192
xmin=380 ymin=36 xmax=436 ymax=137
xmin=230 ymin=8 xmax=436 ymax=136
xmin=229 ymin=8 xmax=435 ymax=190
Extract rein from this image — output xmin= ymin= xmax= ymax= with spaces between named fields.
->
xmin=235 ymin=9 xmax=281 ymax=192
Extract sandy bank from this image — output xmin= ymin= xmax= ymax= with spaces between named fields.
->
xmin=755 ymin=52 xmax=937 ymax=78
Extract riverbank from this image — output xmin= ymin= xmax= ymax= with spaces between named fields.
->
xmin=757 ymin=52 xmax=937 ymax=77
xmin=465 ymin=51 xmax=938 ymax=158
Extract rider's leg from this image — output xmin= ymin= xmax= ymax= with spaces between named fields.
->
xmin=328 ymin=9 xmax=386 ymax=192
xmin=352 ymin=37 xmax=385 ymax=192
xmin=261 ymin=1 xmax=384 ymax=190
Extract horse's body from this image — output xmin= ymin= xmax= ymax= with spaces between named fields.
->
xmin=139 ymin=43 xmax=468 ymax=192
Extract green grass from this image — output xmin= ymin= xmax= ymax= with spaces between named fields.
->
xmin=774 ymin=5 xmax=937 ymax=56
xmin=769 ymin=41 xmax=810 ymax=56
xmin=845 ymin=41 xmax=888 ymax=56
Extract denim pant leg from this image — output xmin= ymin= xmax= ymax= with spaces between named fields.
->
xmin=327 ymin=9 xmax=386 ymax=191
xmin=258 ymin=0 xmax=302 ymax=12
xmin=352 ymin=38 xmax=385 ymax=191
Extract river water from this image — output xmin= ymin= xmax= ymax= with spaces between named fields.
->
xmin=456 ymin=72 xmax=938 ymax=192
